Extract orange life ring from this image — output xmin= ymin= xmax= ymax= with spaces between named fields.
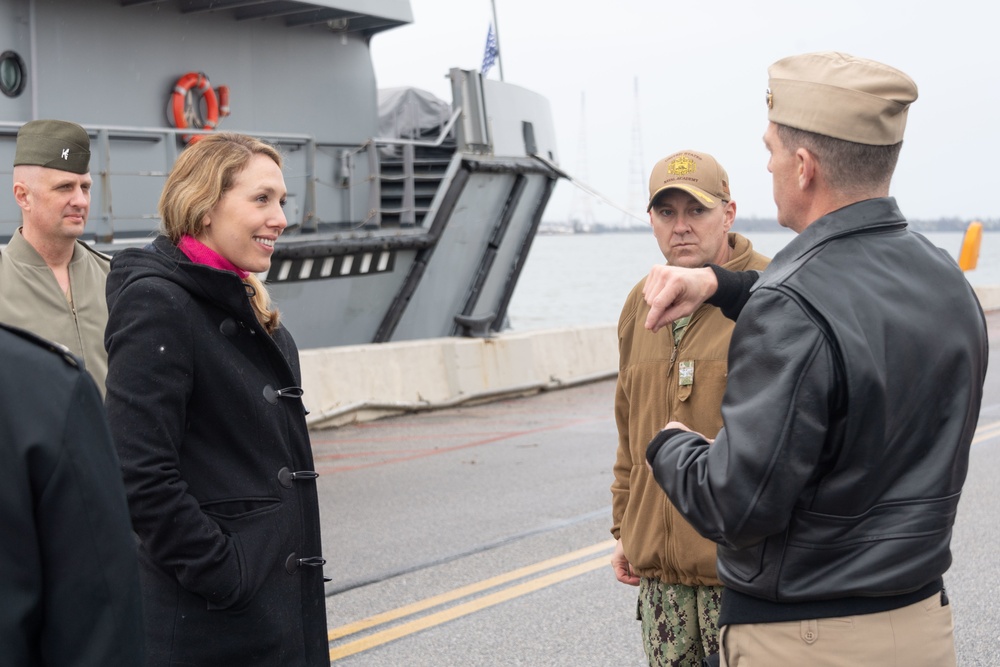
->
xmin=170 ymin=71 xmax=220 ymax=143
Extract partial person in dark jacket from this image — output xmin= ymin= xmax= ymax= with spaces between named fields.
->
xmin=104 ymin=133 xmax=329 ymax=666
xmin=0 ymin=322 xmax=143 ymax=666
xmin=641 ymin=52 xmax=988 ymax=666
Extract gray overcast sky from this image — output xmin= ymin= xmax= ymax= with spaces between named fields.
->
xmin=371 ymin=0 xmax=999 ymax=225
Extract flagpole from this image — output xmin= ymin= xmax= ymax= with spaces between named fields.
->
xmin=490 ymin=0 xmax=505 ymax=81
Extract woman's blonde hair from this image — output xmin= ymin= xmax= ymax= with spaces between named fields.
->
xmin=158 ymin=133 xmax=283 ymax=334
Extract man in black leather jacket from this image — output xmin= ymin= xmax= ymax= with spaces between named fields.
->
xmin=642 ymin=52 xmax=988 ymax=666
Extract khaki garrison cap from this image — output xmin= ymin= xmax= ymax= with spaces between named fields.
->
xmin=13 ymin=119 xmax=91 ymax=174
xmin=766 ymin=51 xmax=918 ymax=145
xmin=648 ymin=150 xmax=731 ymax=211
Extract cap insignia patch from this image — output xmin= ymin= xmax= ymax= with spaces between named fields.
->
xmin=666 ymin=155 xmax=696 ymax=176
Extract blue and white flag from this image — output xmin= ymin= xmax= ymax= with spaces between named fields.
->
xmin=481 ymin=23 xmax=498 ymax=76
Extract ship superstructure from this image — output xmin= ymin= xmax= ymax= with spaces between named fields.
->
xmin=0 ymin=0 xmax=559 ymax=347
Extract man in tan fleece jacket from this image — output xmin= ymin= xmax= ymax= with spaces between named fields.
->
xmin=611 ymin=150 xmax=769 ymax=667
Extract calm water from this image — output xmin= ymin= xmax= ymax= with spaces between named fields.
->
xmin=507 ymin=231 xmax=999 ymax=331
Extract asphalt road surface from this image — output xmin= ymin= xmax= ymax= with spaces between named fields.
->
xmin=313 ymin=309 xmax=1000 ymax=666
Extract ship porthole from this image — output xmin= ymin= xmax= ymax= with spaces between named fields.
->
xmin=0 ymin=51 xmax=26 ymax=98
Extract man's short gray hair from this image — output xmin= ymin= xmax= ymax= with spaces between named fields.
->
xmin=775 ymin=124 xmax=902 ymax=194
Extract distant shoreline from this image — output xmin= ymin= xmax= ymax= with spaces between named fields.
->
xmin=540 ymin=218 xmax=998 ymax=234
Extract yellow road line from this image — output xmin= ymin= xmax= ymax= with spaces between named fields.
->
xmin=328 ymin=538 xmax=615 ymax=641
xmin=329 ymin=554 xmax=609 ymax=661
xmin=973 ymin=419 xmax=1000 ymax=445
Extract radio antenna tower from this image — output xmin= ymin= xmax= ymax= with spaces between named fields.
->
xmin=622 ymin=77 xmax=646 ymax=229
xmin=568 ymin=92 xmax=595 ymax=233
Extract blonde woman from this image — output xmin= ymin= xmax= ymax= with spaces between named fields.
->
xmin=104 ymin=133 xmax=329 ymax=666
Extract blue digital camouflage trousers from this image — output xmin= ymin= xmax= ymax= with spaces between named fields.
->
xmin=637 ymin=578 xmax=723 ymax=667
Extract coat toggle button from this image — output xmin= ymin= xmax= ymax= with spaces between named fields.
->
xmin=278 ymin=467 xmax=319 ymax=488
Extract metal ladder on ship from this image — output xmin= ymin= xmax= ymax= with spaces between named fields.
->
xmin=375 ymin=142 xmax=453 ymax=229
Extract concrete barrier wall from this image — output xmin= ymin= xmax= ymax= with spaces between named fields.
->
xmin=300 ymin=324 xmax=619 ymax=428
xmin=975 ymin=286 xmax=1000 ymax=312
xmin=302 ymin=286 xmax=999 ymax=429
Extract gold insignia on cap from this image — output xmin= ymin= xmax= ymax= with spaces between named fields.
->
xmin=766 ymin=88 xmax=773 ymax=109
xmin=666 ymin=155 xmax=696 ymax=176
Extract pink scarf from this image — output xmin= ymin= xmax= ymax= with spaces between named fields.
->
xmin=178 ymin=235 xmax=250 ymax=279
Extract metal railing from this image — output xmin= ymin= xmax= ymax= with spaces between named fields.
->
xmin=1 ymin=115 xmax=460 ymax=240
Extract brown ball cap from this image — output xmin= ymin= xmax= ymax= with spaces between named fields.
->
xmin=766 ymin=51 xmax=918 ymax=146
xmin=13 ymin=119 xmax=91 ymax=174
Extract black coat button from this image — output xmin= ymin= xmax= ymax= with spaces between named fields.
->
xmin=285 ymin=553 xmax=326 ymax=574
xmin=278 ymin=467 xmax=319 ymax=488
xmin=219 ymin=318 xmax=240 ymax=337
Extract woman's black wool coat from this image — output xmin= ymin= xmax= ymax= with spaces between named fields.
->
xmin=105 ymin=236 xmax=329 ymax=666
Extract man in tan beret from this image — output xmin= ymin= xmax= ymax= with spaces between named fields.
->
xmin=611 ymin=150 xmax=769 ymax=667
xmin=642 ymin=52 xmax=987 ymax=665
xmin=1 ymin=119 xmax=110 ymax=395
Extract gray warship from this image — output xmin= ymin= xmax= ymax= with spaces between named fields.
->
xmin=0 ymin=0 xmax=560 ymax=348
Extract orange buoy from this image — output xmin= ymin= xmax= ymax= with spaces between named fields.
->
xmin=958 ymin=221 xmax=982 ymax=272
xmin=169 ymin=71 xmax=220 ymax=143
